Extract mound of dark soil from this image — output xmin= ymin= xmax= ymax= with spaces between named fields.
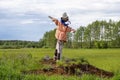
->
xmin=22 ymin=58 xmax=114 ymax=78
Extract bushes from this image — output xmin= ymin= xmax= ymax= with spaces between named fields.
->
xmin=0 ymin=53 xmax=41 ymax=80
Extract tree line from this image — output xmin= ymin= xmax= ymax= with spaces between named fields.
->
xmin=40 ymin=20 xmax=120 ymax=49
xmin=0 ymin=20 xmax=120 ymax=49
xmin=0 ymin=40 xmax=41 ymax=49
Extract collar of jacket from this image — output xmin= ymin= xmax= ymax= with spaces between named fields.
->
xmin=60 ymin=19 xmax=69 ymax=27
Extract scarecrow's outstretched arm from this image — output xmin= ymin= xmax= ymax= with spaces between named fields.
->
xmin=48 ymin=16 xmax=58 ymax=25
xmin=71 ymin=28 xmax=76 ymax=33
xmin=48 ymin=16 xmax=53 ymax=19
xmin=48 ymin=16 xmax=56 ymax=21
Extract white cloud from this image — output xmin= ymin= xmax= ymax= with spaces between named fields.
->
xmin=20 ymin=19 xmax=48 ymax=24
xmin=20 ymin=19 xmax=34 ymax=24
xmin=0 ymin=0 xmax=120 ymax=41
xmin=0 ymin=0 xmax=120 ymax=25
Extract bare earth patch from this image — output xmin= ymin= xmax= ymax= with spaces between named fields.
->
xmin=22 ymin=58 xmax=114 ymax=78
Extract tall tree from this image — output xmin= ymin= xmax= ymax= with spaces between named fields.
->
xmin=114 ymin=21 xmax=120 ymax=48
xmin=84 ymin=24 xmax=92 ymax=48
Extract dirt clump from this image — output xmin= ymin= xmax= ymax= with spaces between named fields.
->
xmin=22 ymin=58 xmax=114 ymax=78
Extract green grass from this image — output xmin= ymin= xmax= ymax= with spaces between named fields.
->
xmin=0 ymin=48 xmax=120 ymax=80
xmin=63 ymin=49 xmax=120 ymax=72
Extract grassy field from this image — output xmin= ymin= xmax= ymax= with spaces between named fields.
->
xmin=0 ymin=48 xmax=120 ymax=80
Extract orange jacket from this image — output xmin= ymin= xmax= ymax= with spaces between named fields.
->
xmin=52 ymin=18 xmax=72 ymax=41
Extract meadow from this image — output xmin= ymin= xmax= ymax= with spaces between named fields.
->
xmin=0 ymin=48 xmax=120 ymax=80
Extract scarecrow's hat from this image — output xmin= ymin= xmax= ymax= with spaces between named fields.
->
xmin=61 ymin=12 xmax=68 ymax=19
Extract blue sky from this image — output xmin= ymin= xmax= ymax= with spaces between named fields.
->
xmin=0 ymin=0 xmax=120 ymax=41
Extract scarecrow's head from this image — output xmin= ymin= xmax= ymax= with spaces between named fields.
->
xmin=61 ymin=12 xmax=69 ymax=22
xmin=61 ymin=12 xmax=71 ymax=26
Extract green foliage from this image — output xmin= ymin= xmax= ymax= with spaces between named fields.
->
xmin=0 ymin=48 xmax=120 ymax=80
xmin=23 ymin=75 xmax=47 ymax=80
xmin=0 ymin=20 xmax=120 ymax=49
xmin=42 ymin=29 xmax=56 ymax=48
xmin=0 ymin=40 xmax=42 ymax=49
xmin=0 ymin=52 xmax=42 ymax=80
xmin=112 ymin=74 xmax=120 ymax=80
xmin=56 ymin=60 xmax=65 ymax=66
xmin=39 ymin=20 xmax=120 ymax=49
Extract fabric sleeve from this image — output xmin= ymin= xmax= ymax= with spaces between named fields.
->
xmin=52 ymin=18 xmax=58 ymax=25
xmin=66 ymin=27 xmax=72 ymax=32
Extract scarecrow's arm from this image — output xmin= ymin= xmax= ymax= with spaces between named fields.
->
xmin=48 ymin=16 xmax=56 ymax=21
xmin=48 ymin=16 xmax=53 ymax=19
xmin=71 ymin=28 xmax=76 ymax=33
xmin=48 ymin=16 xmax=58 ymax=25
xmin=67 ymin=26 xmax=76 ymax=33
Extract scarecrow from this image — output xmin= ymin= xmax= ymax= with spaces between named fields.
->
xmin=48 ymin=12 xmax=75 ymax=61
